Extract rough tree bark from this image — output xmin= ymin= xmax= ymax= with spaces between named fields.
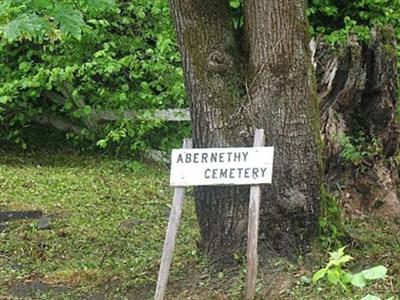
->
xmin=244 ymin=0 xmax=321 ymax=258
xmin=315 ymin=28 xmax=400 ymax=217
xmin=169 ymin=0 xmax=321 ymax=264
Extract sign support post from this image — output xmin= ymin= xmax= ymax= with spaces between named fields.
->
xmin=244 ymin=128 xmax=265 ymax=300
xmin=154 ymin=138 xmax=192 ymax=300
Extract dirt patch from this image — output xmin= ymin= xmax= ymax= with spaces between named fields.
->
xmin=127 ymin=283 xmax=155 ymax=300
xmin=8 ymin=280 xmax=70 ymax=299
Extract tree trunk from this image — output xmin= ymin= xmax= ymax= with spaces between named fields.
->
xmin=168 ymin=0 xmax=251 ymax=264
xmin=169 ymin=0 xmax=321 ymax=264
xmin=243 ymin=0 xmax=321 ymax=258
xmin=315 ymin=28 xmax=400 ymax=217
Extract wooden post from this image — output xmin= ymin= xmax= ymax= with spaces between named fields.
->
xmin=154 ymin=138 xmax=192 ymax=300
xmin=244 ymin=129 xmax=265 ymax=300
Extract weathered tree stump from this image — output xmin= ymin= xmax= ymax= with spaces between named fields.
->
xmin=314 ymin=28 xmax=400 ymax=217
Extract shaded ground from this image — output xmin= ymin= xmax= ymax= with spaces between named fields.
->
xmin=1 ymin=144 xmax=399 ymax=299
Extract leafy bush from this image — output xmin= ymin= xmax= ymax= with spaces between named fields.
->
xmin=0 ymin=0 xmax=187 ymax=152
xmin=319 ymin=187 xmax=346 ymax=249
xmin=313 ymin=247 xmax=390 ymax=299
xmin=338 ymin=133 xmax=382 ymax=167
xmin=1 ymin=0 xmax=399 ymax=153
xmin=308 ymin=0 xmax=400 ymax=44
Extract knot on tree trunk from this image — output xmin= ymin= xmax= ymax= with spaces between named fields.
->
xmin=276 ymin=188 xmax=307 ymax=212
xmin=206 ymin=50 xmax=232 ymax=73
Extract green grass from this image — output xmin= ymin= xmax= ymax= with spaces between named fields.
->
xmin=1 ymin=145 xmax=399 ymax=299
xmin=0 ymin=145 xmax=199 ymax=299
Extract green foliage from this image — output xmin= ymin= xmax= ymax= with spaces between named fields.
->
xmin=0 ymin=0 xmax=92 ymax=41
xmin=313 ymin=247 xmax=388 ymax=295
xmin=230 ymin=0 xmax=243 ymax=29
xmin=312 ymin=247 xmax=353 ymax=287
xmin=319 ymin=187 xmax=346 ymax=249
xmin=0 ymin=0 xmax=187 ymax=153
xmin=351 ymin=266 xmax=388 ymax=288
xmin=52 ymin=3 xmax=86 ymax=39
xmin=338 ymin=134 xmax=367 ymax=166
xmin=0 ymin=148 xmax=200 ymax=297
xmin=1 ymin=0 xmax=399 ymax=154
xmin=1 ymin=147 xmax=399 ymax=300
xmin=308 ymin=0 xmax=400 ymax=45
xmin=338 ymin=133 xmax=382 ymax=167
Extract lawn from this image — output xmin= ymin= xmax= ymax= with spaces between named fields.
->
xmin=1 ymin=144 xmax=399 ymax=299
xmin=0 ymin=145 xmax=199 ymax=299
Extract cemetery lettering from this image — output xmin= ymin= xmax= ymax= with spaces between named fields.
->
xmin=170 ymin=147 xmax=274 ymax=186
xmin=176 ymin=151 xmax=248 ymax=164
xmin=204 ymin=167 xmax=267 ymax=180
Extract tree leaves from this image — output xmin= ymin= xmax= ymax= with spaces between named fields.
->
xmin=1 ymin=1 xmax=86 ymax=41
xmin=85 ymin=0 xmax=116 ymax=11
xmin=30 ymin=0 xmax=53 ymax=10
xmin=0 ymin=0 xmax=116 ymax=41
xmin=52 ymin=4 xmax=85 ymax=40
xmin=0 ymin=0 xmax=186 ymax=152
xmin=2 ymin=13 xmax=49 ymax=41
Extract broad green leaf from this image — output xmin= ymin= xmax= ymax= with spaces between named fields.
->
xmin=30 ymin=0 xmax=53 ymax=10
xmin=361 ymin=266 xmax=387 ymax=280
xmin=327 ymin=268 xmax=341 ymax=285
xmin=52 ymin=4 xmax=85 ymax=39
xmin=361 ymin=295 xmax=381 ymax=300
xmin=2 ymin=13 xmax=49 ymax=41
xmin=351 ymin=272 xmax=367 ymax=288
xmin=85 ymin=0 xmax=116 ymax=10
xmin=342 ymin=271 xmax=353 ymax=284
xmin=2 ymin=18 xmax=22 ymax=41
xmin=312 ymin=267 xmax=327 ymax=284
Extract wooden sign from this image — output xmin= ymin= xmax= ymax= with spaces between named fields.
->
xmin=170 ymin=147 xmax=274 ymax=186
xmin=155 ymin=129 xmax=273 ymax=300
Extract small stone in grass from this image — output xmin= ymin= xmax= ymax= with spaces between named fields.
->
xmin=37 ymin=216 xmax=51 ymax=230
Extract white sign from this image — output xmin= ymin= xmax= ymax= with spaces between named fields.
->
xmin=170 ymin=147 xmax=274 ymax=186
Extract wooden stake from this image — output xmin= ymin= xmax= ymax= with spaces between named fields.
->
xmin=244 ymin=129 xmax=265 ymax=300
xmin=154 ymin=138 xmax=192 ymax=300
